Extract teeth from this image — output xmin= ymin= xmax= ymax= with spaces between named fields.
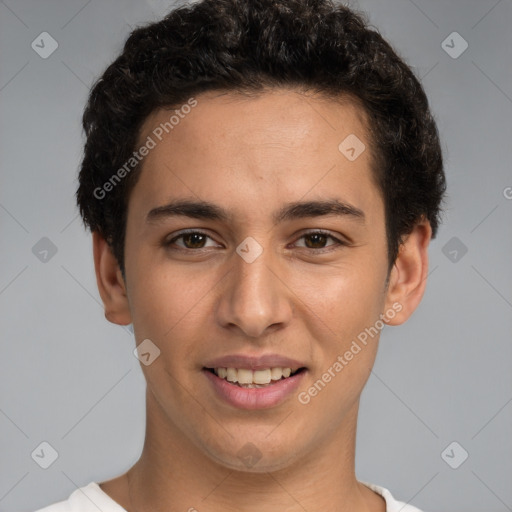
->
xmin=226 ymin=367 xmax=238 ymax=383
xmin=213 ymin=367 xmax=296 ymax=386
xmin=237 ymin=368 xmax=253 ymax=384
xmin=253 ymin=369 xmax=271 ymax=384
xmin=271 ymin=367 xmax=283 ymax=380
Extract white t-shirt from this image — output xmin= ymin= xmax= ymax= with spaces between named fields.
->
xmin=33 ymin=481 xmax=424 ymax=512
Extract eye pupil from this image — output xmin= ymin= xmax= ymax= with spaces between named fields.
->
xmin=184 ymin=233 xmax=206 ymax=248
xmin=305 ymin=233 xmax=327 ymax=248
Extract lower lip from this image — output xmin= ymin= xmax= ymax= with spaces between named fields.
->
xmin=203 ymin=369 xmax=306 ymax=410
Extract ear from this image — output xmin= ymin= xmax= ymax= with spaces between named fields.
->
xmin=383 ymin=218 xmax=432 ymax=326
xmin=92 ymin=231 xmax=132 ymax=325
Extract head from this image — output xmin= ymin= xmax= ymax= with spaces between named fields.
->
xmin=77 ymin=0 xmax=445 ymax=472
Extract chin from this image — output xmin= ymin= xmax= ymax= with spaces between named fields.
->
xmin=200 ymin=432 xmax=304 ymax=474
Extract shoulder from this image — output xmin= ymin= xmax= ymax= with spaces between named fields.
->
xmin=360 ymin=481 xmax=426 ymax=512
xmin=33 ymin=482 xmax=127 ymax=512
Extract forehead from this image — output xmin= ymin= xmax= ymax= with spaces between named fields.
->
xmin=140 ymin=88 xmax=370 ymax=155
xmin=131 ymin=88 xmax=381 ymax=221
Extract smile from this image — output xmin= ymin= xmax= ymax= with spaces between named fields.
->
xmin=207 ymin=367 xmax=304 ymax=388
xmin=203 ymin=366 xmax=307 ymax=409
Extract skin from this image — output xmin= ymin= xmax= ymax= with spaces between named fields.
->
xmin=93 ymin=88 xmax=431 ymax=512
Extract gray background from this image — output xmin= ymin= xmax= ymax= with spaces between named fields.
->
xmin=1 ymin=0 xmax=511 ymax=511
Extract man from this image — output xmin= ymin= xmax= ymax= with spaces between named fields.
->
xmin=37 ymin=0 xmax=446 ymax=510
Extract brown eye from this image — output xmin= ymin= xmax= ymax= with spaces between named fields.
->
xmin=181 ymin=232 xmax=207 ymax=249
xmin=303 ymin=233 xmax=329 ymax=249
xmin=294 ymin=231 xmax=345 ymax=251
xmin=165 ymin=231 xmax=218 ymax=250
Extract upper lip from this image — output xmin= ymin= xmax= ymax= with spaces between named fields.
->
xmin=203 ymin=354 xmax=307 ymax=371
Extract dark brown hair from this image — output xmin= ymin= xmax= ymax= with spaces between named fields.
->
xmin=77 ymin=0 xmax=446 ymax=277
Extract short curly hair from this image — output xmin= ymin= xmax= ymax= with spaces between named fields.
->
xmin=77 ymin=0 xmax=446 ymax=278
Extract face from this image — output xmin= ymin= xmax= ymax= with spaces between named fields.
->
xmin=107 ymin=89 xmax=416 ymax=472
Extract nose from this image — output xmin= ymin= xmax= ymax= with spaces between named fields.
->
xmin=215 ymin=241 xmax=293 ymax=339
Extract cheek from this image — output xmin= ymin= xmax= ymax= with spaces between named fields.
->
xmin=294 ymin=259 xmax=385 ymax=384
xmin=293 ymin=256 xmax=386 ymax=333
xmin=296 ymin=261 xmax=386 ymax=416
xmin=126 ymin=249 xmax=209 ymax=338
xmin=126 ymin=260 xmax=223 ymax=397
xmin=296 ymin=283 xmax=383 ymax=434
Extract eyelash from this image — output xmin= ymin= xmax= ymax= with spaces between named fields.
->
xmin=164 ymin=229 xmax=347 ymax=253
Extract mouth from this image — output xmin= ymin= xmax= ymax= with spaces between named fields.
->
xmin=203 ymin=364 xmax=307 ymax=409
xmin=204 ymin=366 xmax=307 ymax=388
xmin=202 ymin=354 xmax=308 ymax=409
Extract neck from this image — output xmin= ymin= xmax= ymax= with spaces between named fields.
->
xmin=115 ymin=389 xmax=384 ymax=512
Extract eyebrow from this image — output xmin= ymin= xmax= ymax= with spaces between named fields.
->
xmin=146 ymin=198 xmax=365 ymax=225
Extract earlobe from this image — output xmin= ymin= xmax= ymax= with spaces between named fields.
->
xmin=92 ymin=231 xmax=132 ymax=326
xmin=383 ymin=219 xmax=432 ymax=326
